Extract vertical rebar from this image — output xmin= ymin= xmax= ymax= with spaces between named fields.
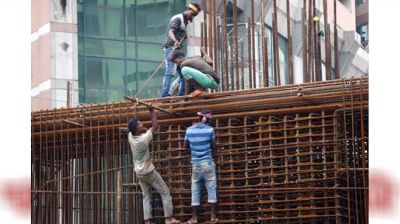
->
xmin=208 ymin=0 xmax=213 ymax=59
xmin=308 ymin=0 xmax=313 ymax=82
xmin=272 ymin=0 xmax=280 ymax=85
xmin=240 ymin=42 xmax=245 ymax=90
xmin=251 ymin=0 xmax=256 ymax=88
xmin=323 ymin=0 xmax=332 ymax=80
xmin=302 ymin=0 xmax=309 ymax=83
xmin=261 ymin=0 xmax=267 ymax=87
xmin=334 ymin=0 xmax=340 ymax=79
xmin=223 ymin=0 xmax=228 ymax=91
xmin=313 ymin=0 xmax=322 ymax=81
xmin=286 ymin=0 xmax=293 ymax=84
xmin=213 ymin=0 xmax=218 ymax=76
xmin=247 ymin=18 xmax=253 ymax=89
xmin=233 ymin=0 xmax=239 ymax=90
xmin=116 ymin=170 xmax=122 ymax=224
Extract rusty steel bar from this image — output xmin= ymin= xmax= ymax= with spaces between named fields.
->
xmin=323 ymin=0 xmax=332 ymax=80
xmin=213 ymin=0 xmax=218 ymax=75
xmin=222 ymin=0 xmax=228 ymax=91
xmin=302 ymin=0 xmax=308 ymax=83
xmin=247 ymin=17 xmax=253 ymax=89
xmin=334 ymin=0 xmax=340 ymax=79
xmin=240 ymin=42 xmax=245 ymax=90
xmin=286 ymin=0 xmax=293 ymax=84
xmin=233 ymin=0 xmax=239 ymax=90
xmin=272 ymin=0 xmax=280 ymax=86
xmin=313 ymin=0 xmax=322 ymax=82
xmin=32 ymin=77 xmax=368 ymax=224
xmin=250 ymin=0 xmax=256 ymax=88
xmin=208 ymin=0 xmax=214 ymax=59
xmin=202 ymin=0 xmax=208 ymax=53
xmin=308 ymin=0 xmax=313 ymax=82
xmin=261 ymin=0 xmax=267 ymax=87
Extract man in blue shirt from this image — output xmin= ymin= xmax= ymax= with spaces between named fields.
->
xmin=184 ymin=109 xmax=219 ymax=224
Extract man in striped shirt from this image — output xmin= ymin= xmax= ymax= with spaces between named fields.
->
xmin=184 ymin=110 xmax=219 ymax=224
xmin=161 ymin=3 xmax=201 ymax=97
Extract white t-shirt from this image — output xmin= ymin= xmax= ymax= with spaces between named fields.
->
xmin=128 ymin=128 xmax=155 ymax=176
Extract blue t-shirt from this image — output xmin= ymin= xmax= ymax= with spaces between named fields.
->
xmin=185 ymin=123 xmax=215 ymax=164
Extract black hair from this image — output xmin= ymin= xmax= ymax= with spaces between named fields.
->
xmin=169 ymin=50 xmax=186 ymax=61
xmin=128 ymin=119 xmax=139 ymax=134
xmin=198 ymin=116 xmax=211 ymax=124
xmin=197 ymin=109 xmax=212 ymax=124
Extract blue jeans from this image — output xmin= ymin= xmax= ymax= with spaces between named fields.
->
xmin=191 ymin=160 xmax=217 ymax=206
xmin=161 ymin=47 xmax=185 ymax=97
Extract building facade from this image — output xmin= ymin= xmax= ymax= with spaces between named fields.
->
xmin=31 ymin=0 xmax=369 ymax=110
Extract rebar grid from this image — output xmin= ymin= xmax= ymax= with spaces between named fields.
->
xmin=32 ymin=77 xmax=368 ymax=223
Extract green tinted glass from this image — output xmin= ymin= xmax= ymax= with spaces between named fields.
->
xmin=85 ymin=6 xmax=124 ymax=38
xmin=137 ymin=43 xmax=162 ymax=60
xmin=86 ymin=0 xmax=123 ymax=6
xmin=137 ymin=61 xmax=164 ymax=99
xmin=85 ymin=39 xmax=124 ymax=57
xmin=78 ymin=0 xmax=186 ymax=103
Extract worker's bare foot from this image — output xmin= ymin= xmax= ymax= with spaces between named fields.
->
xmin=189 ymin=89 xmax=204 ymax=97
xmin=185 ymin=217 xmax=198 ymax=224
xmin=165 ymin=217 xmax=180 ymax=224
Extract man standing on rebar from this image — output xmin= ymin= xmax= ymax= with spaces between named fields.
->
xmin=169 ymin=48 xmax=219 ymax=97
xmin=128 ymin=106 xmax=180 ymax=224
xmin=161 ymin=3 xmax=201 ymax=97
xmin=184 ymin=110 xmax=219 ymax=224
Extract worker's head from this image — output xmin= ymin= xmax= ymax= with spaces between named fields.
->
xmin=197 ymin=109 xmax=212 ymax=124
xmin=128 ymin=119 xmax=142 ymax=135
xmin=184 ymin=3 xmax=201 ymax=22
xmin=170 ymin=50 xmax=186 ymax=66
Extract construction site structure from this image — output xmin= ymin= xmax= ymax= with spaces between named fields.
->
xmin=32 ymin=77 xmax=368 ymax=223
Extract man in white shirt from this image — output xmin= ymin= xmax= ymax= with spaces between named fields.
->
xmin=128 ymin=106 xmax=180 ymax=224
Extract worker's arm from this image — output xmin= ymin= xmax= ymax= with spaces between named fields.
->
xmin=211 ymin=129 xmax=216 ymax=151
xmin=184 ymin=139 xmax=189 ymax=149
xmin=184 ymin=131 xmax=190 ymax=149
xmin=200 ymin=47 xmax=213 ymax=66
xmin=149 ymin=106 xmax=158 ymax=134
xmin=168 ymin=29 xmax=181 ymax=49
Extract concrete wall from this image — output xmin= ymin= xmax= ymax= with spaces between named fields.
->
xmin=31 ymin=0 xmax=78 ymax=111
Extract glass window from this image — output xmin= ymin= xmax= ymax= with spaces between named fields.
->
xmin=78 ymin=3 xmax=84 ymax=34
xmin=86 ymin=0 xmax=124 ymax=6
xmin=78 ymin=0 xmax=186 ymax=104
xmin=136 ymin=61 xmax=164 ymax=99
xmin=137 ymin=43 xmax=163 ymax=60
xmin=85 ymin=39 xmax=124 ymax=57
xmin=126 ymin=61 xmax=137 ymax=95
xmin=85 ymin=6 xmax=124 ymax=38
xmin=356 ymin=24 xmax=368 ymax=43
xmin=126 ymin=42 xmax=136 ymax=58
xmin=356 ymin=0 xmax=367 ymax=6
xmin=125 ymin=4 xmax=136 ymax=41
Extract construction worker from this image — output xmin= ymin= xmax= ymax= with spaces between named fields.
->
xmin=184 ymin=110 xmax=219 ymax=224
xmin=169 ymin=48 xmax=220 ymax=97
xmin=128 ymin=106 xmax=180 ymax=224
xmin=161 ymin=3 xmax=201 ymax=97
